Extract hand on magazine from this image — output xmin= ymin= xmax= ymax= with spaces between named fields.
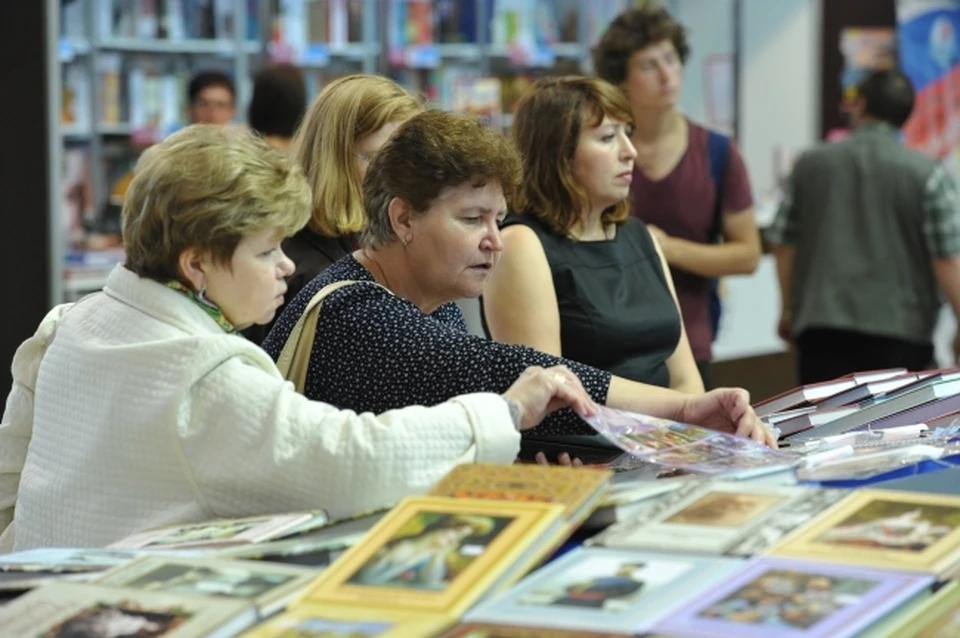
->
xmin=502 ymin=365 xmax=598 ymax=430
xmin=534 ymin=452 xmax=584 ymax=467
xmin=676 ymin=388 xmax=778 ymax=448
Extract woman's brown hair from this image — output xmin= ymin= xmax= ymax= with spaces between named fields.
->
xmin=510 ymin=76 xmax=634 ymax=237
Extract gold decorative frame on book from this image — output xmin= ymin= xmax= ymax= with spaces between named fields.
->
xmin=299 ymin=496 xmax=565 ymax=615
xmin=770 ymin=489 xmax=960 ymax=574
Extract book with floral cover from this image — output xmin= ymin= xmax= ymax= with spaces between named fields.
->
xmin=429 ymin=463 xmax=612 ymax=525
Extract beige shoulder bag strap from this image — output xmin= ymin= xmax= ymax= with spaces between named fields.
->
xmin=276 ymin=280 xmax=359 ymax=393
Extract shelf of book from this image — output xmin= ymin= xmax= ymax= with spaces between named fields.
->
xmin=54 ymin=0 xmax=646 ymax=303
xmin=97 ymin=36 xmax=262 ymax=55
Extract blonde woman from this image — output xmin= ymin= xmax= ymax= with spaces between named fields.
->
xmin=245 ymin=75 xmax=424 ymax=344
xmin=0 ymin=125 xmax=595 ymax=550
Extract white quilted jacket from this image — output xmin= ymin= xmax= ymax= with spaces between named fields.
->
xmin=0 ymin=266 xmax=519 ymax=550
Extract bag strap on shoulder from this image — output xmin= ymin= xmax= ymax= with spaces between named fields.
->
xmin=276 ymin=279 xmax=359 ymax=392
xmin=707 ymin=129 xmax=730 ymax=243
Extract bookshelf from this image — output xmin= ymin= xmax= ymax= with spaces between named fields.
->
xmin=58 ymin=0 xmax=265 ymax=300
xmin=55 ymin=0 xmax=651 ymax=300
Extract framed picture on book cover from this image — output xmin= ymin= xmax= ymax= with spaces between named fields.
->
xmin=652 ymin=557 xmax=932 ymax=638
xmin=594 ymin=483 xmax=806 ymax=555
xmin=300 ymin=497 xmax=565 ymax=617
xmin=770 ymin=489 xmax=960 ymax=575
xmin=240 ymin=603 xmax=453 ymax=638
xmin=439 ymin=622 xmax=633 ymax=637
xmin=465 ymin=547 xmax=742 ymax=633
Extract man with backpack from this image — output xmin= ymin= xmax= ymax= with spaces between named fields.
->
xmin=593 ymin=6 xmax=762 ymax=389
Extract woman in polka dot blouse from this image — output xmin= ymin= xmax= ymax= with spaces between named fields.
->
xmin=262 ymin=110 xmax=776 ymax=447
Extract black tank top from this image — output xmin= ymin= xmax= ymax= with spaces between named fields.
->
xmin=484 ymin=214 xmax=682 ymax=388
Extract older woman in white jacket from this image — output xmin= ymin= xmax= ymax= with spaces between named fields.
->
xmin=0 ymin=125 xmax=595 ymax=551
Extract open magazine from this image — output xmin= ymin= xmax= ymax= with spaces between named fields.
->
xmin=582 ymin=406 xmax=797 ymax=479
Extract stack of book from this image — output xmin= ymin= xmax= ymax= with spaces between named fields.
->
xmin=9 ymin=378 xmax=960 ymax=636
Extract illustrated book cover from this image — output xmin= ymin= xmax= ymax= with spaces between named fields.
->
xmin=582 ymin=405 xmax=796 ymax=478
xmin=296 ymin=496 xmax=566 ymax=618
xmin=0 ymin=580 xmax=257 ymax=637
xmin=465 ymin=546 xmax=743 ymax=634
xmin=95 ymin=555 xmax=318 ymax=616
xmin=428 ymin=462 xmax=612 ymax=525
xmin=110 ymin=511 xmax=328 ymax=550
xmin=652 ymin=556 xmax=932 ymax=638
xmin=770 ymin=488 xmax=960 ymax=576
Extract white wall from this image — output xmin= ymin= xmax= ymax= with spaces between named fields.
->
xmin=713 ymin=0 xmax=821 ymax=362
xmin=739 ymin=0 xmax=821 ymax=197
xmin=674 ymin=0 xmax=736 ymax=130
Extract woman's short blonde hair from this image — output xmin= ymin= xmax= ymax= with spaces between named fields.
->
xmin=361 ymin=110 xmax=522 ymax=248
xmin=122 ymin=124 xmax=311 ymax=284
xmin=511 ymin=76 xmax=634 ymax=237
xmin=293 ymin=74 xmax=424 ymax=237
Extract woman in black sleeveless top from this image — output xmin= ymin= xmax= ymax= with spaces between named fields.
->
xmin=483 ymin=76 xmax=703 ymax=393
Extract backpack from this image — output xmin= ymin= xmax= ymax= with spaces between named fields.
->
xmin=707 ymin=129 xmax=730 ymax=341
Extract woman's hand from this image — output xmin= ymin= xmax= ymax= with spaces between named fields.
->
xmin=675 ymin=388 xmax=778 ymax=448
xmin=534 ymin=452 xmax=584 ymax=467
xmin=502 ymin=365 xmax=598 ymax=431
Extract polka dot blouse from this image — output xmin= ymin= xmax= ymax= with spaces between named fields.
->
xmin=262 ymin=255 xmax=611 ymax=435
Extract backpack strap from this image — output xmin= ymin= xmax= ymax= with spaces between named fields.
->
xmin=275 ymin=280 xmax=360 ymax=393
xmin=707 ymin=129 xmax=730 ymax=242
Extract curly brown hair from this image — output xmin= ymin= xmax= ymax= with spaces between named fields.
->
xmin=592 ymin=6 xmax=691 ymax=86
xmin=511 ymin=76 xmax=634 ymax=237
xmin=360 ymin=110 xmax=522 ymax=247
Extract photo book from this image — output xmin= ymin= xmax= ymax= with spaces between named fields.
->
xmin=652 ymin=556 xmax=933 ymax=638
xmin=110 ymin=510 xmax=330 ymax=550
xmin=296 ymin=496 xmax=567 ymax=618
xmin=0 ymin=581 xmax=258 ymax=637
xmin=465 ymin=546 xmax=742 ymax=634
xmin=770 ymin=489 xmax=960 ymax=577
xmin=239 ymin=603 xmax=453 ymax=638
xmin=582 ymin=405 xmax=796 ymax=478
xmin=94 ymin=555 xmax=318 ymax=617
xmin=0 ymin=547 xmax=153 ymax=573
xmin=591 ymin=482 xmax=850 ymax=557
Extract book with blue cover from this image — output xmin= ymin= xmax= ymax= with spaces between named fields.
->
xmin=465 ymin=547 xmax=742 ymax=634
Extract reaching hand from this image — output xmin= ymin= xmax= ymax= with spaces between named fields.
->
xmin=676 ymin=388 xmax=778 ymax=448
xmin=502 ymin=365 xmax=598 ymax=431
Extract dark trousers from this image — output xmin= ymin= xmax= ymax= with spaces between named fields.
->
xmin=796 ymin=328 xmax=934 ymax=385
xmin=696 ymin=360 xmax=712 ymax=391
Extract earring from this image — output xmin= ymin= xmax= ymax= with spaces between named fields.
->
xmin=196 ymin=282 xmax=219 ymax=310
xmin=401 ymin=237 xmax=409 ymax=247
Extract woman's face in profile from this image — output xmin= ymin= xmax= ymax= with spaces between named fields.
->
xmin=405 ymin=181 xmax=507 ymax=304
xmin=355 ymin=119 xmax=404 ymax=179
xmin=572 ymin=115 xmax=636 ymax=214
xmin=200 ymin=227 xmax=295 ymax=328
